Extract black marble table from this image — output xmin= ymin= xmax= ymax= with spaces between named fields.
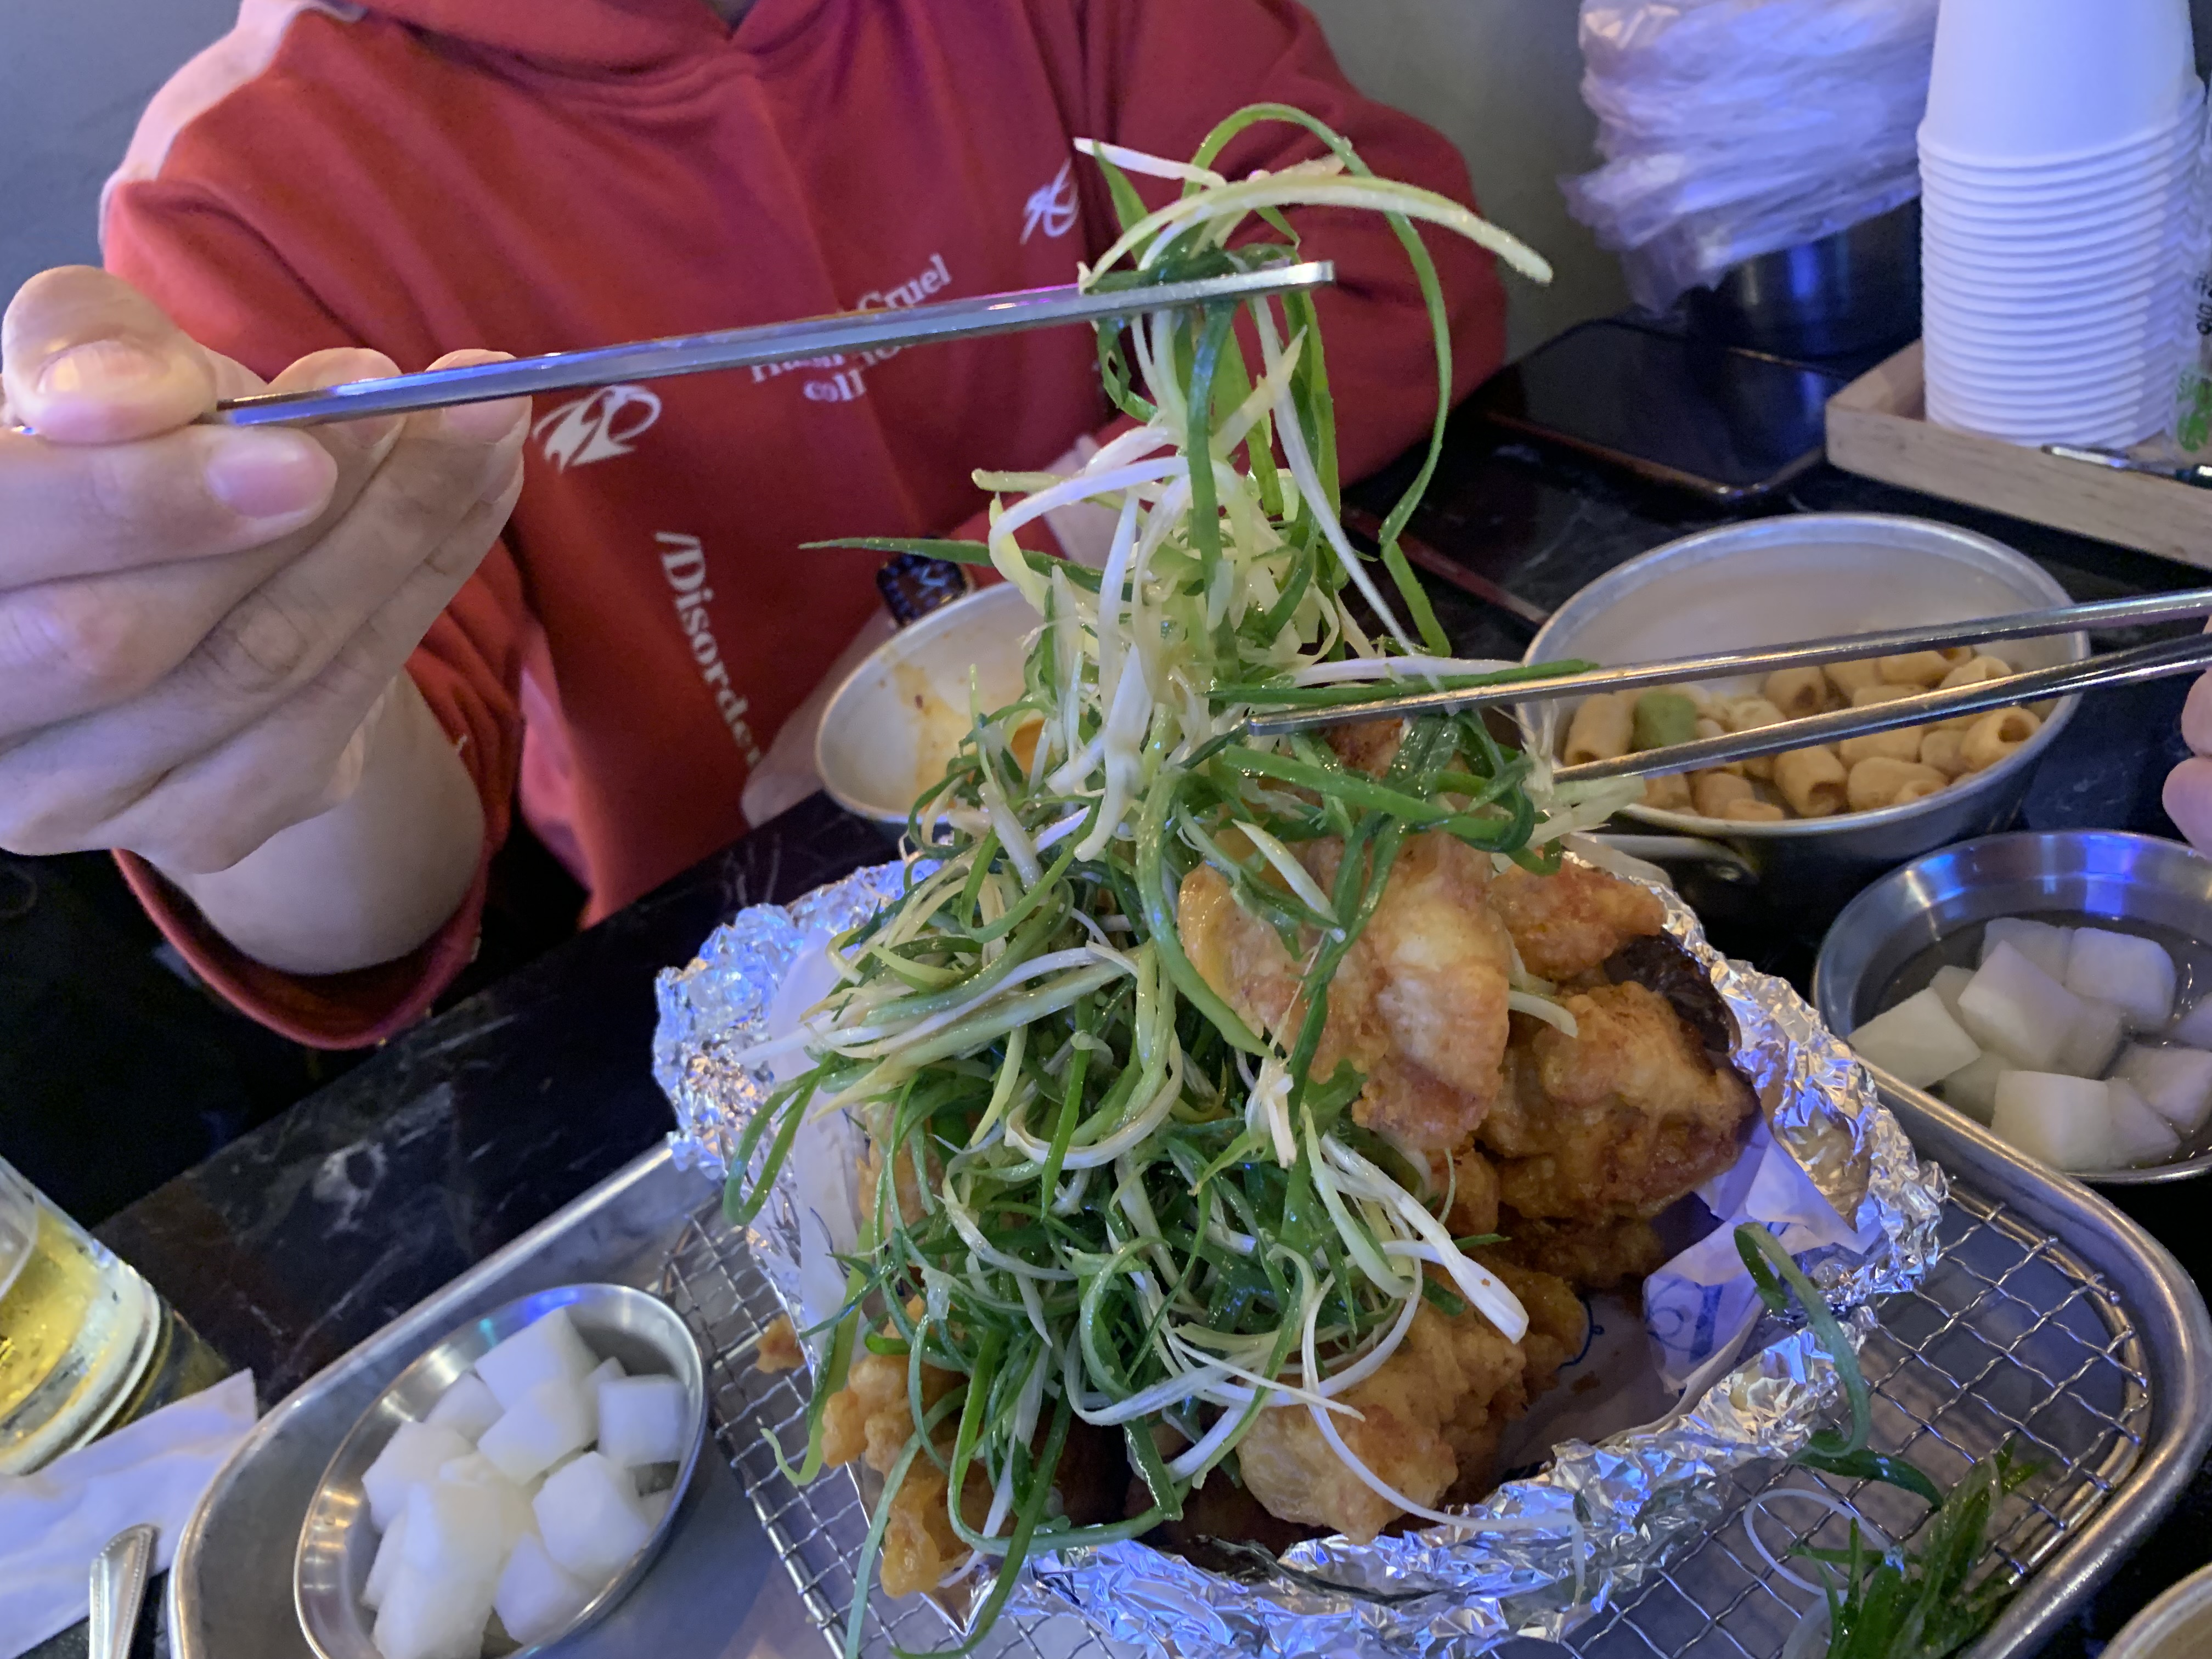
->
xmin=59 ymin=421 xmax=2212 ymax=1659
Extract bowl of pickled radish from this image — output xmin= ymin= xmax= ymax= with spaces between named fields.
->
xmin=295 ymin=1285 xmax=708 ymax=1659
xmin=1815 ymin=830 xmax=2212 ymax=1186
xmin=1521 ymin=514 xmax=2088 ymax=906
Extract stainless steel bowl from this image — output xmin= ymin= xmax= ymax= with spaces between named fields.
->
xmin=1813 ymin=830 xmax=2212 ymax=1187
xmin=1523 ymin=514 xmax=2089 ymax=916
xmin=1684 ymin=199 xmax=1922 ymax=362
xmin=295 ymin=1284 xmax=709 ymax=1659
xmin=2103 ymin=1562 xmax=2212 ymax=1659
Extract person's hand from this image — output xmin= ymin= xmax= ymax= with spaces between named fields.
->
xmin=2165 ymin=636 xmax=2212 ymax=850
xmin=0 ymin=266 xmax=527 ymax=886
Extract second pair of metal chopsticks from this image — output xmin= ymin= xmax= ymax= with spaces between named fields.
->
xmin=200 ymin=263 xmax=1335 ymax=428
xmin=1551 ymin=630 xmax=2212 ymax=783
xmin=1242 ymin=584 xmax=2212 ymax=738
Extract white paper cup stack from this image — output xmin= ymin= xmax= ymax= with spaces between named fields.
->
xmin=1920 ymin=0 xmax=2204 ymax=448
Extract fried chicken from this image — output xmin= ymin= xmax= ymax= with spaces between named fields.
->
xmin=1233 ymin=1263 xmax=1587 ymax=1541
xmin=1325 ymin=718 xmax=1409 ymax=777
xmin=1489 ymin=860 xmax=1667 ymax=983
xmin=754 ymin=1313 xmax=806 ymax=1374
xmin=1180 ymin=830 xmax=1515 ymax=1151
xmin=1445 ymin=1144 xmax=1501 ymax=1239
xmin=1481 ymin=981 xmax=1757 ymax=1223
xmin=1493 ymin=1259 xmax=1589 ymax=1398
xmin=1235 ymin=1300 xmax=1517 ymax=1543
xmin=1448 ymin=1153 xmax=1661 ymax=1293
xmin=1487 ymin=1211 xmax=1665 ymax=1293
xmin=820 ymin=1327 xmax=985 ymax=1596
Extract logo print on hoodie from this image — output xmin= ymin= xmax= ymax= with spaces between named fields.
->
xmin=534 ymin=384 xmax=663 ymax=469
xmin=1022 ymin=161 xmax=1076 ymax=242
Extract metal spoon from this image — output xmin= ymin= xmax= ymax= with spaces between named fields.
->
xmin=89 ymin=1523 xmax=156 ymax=1659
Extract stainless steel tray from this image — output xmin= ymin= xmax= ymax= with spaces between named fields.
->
xmin=164 ymin=1147 xmax=832 ymax=1659
xmin=661 ymin=1084 xmax=2212 ymax=1659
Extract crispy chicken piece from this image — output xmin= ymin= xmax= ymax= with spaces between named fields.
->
xmin=754 ymin=1313 xmax=806 ymax=1374
xmin=1446 ymin=1145 xmax=1501 ymax=1239
xmin=1325 ymin=718 xmax=1409 ymax=777
xmin=820 ymin=1322 xmax=987 ymax=1596
xmin=1488 ymin=1211 xmax=1665 ymax=1293
xmin=1180 ymin=830 xmax=1515 ymax=1151
xmin=1234 ymin=1263 xmax=1587 ymax=1541
xmin=1441 ymin=1259 xmax=1589 ymax=1503
xmin=1481 ymin=981 xmax=1757 ymax=1222
xmin=820 ymin=1340 xmax=960 ymax=1474
xmin=882 ymin=1459 xmax=989 ymax=1596
xmin=1489 ymin=860 xmax=1667 ymax=982
xmin=1235 ymin=1301 xmax=1515 ymax=1543
xmin=1488 ymin=1259 xmax=1588 ymax=1397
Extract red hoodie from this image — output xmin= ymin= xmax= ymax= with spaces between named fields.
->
xmin=102 ymin=0 xmax=1508 ymax=1047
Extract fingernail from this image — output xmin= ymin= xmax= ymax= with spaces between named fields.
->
xmin=204 ymin=430 xmax=334 ymax=520
xmin=36 ymin=338 xmax=168 ymax=399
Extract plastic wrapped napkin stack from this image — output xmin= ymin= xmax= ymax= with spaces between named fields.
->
xmin=1564 ymin=0 xmax=1936 ymax=311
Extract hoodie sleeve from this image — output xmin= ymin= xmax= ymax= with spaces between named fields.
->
xmin=1058 ymin=0 xmax=1508 ymax=484
xmin=103 ymin=181 xmax=525 ymax=1049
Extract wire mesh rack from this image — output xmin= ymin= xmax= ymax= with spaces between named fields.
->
xmin=660 ymin=1178 xmax=2151 ymax=1659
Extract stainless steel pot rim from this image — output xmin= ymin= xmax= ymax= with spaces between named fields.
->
xmin=1523 ymin=513 xmax=2086 ymax=840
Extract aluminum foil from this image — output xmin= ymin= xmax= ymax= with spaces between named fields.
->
xmin=652 ymin=852 xmax=1950 ymax=1658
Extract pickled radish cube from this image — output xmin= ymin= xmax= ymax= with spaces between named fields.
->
xmin=535 ymin=1452 xmax=652 ymax=1582
xmin=434 ymin=1449 xmax=499 ymax=1486
xmin=425 ymin=1372 xmax=501 ymax=1443
xmin=1980 ymin=918 xmax=2072 ymax=983
xmin=364 ymin=1508 xmax=410 ymax=1612
xmin=479 ymin=1376 xmax=594 ymax=1485
xmin=577 ymin=1356 xmax=624 ymax=1441
xmin=400 ymin=1478 xmax=506 ymax=1585
xmin=1958 ymin=943 xmax=2084 ymax=1071
xmin=2170 ymin=997 xmax=2212 ymax=1047
xmin=362 ymin=1421 xmax=473 ymax=1532
xmin=494 ymin=1532 xmax=597 ymax=1647
xmin=1936 ymin=1051 xmax=2006 ymax=1124
xmin=2108 ymin=1080 xmax=2182 ymax=1167
xmin=2055 ymin=997 xmax=2130 ymax=1080
xmin=2114 ymin=1045 xmax=2212 ymax=1132
xmin=1930 ymin=966 xmax=1976 ymax=1025
xmin=476 ymin=1308 xmax=598 ymax=1411
xmin=2066 ymin=929 xmax=2177 ymax=1029
xmin=596 ymin=1375 xmax=691 ymax=1468
xmin=371 ymin=1556 xmax=495 ymax=1659
xmin=437 ymin=1454 xmax=537 ymax=1550
xmin=1990 ymin=1073 xmax=2113 ymax=1171
xmin=1851 ymin=989 xmax=1981 ymax=1087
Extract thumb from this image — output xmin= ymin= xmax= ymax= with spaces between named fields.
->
xmin=2 ymin=266 xmax=219 ymax=444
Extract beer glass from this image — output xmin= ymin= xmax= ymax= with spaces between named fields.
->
xmin=0 ymin=1158 xmax=163 ymax=1474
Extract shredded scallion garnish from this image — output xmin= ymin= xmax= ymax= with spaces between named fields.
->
xmin=740 ymin=108 xmax=1651 ymax=1652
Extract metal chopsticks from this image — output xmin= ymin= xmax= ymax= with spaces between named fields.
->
xmin=203 ymin=263 xmax=1336 ymax=428
xmin=1242 ymin=585 xmax=2212 ymax=738
xmin=1554 ymin=631 xmax=2212 ymax=783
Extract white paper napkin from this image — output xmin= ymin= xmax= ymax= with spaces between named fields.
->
xmin=1645 ymin=1119 xmax=1876 ymax=1391
xmin=0 ymin=1369 xmax=256 ymax=1658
